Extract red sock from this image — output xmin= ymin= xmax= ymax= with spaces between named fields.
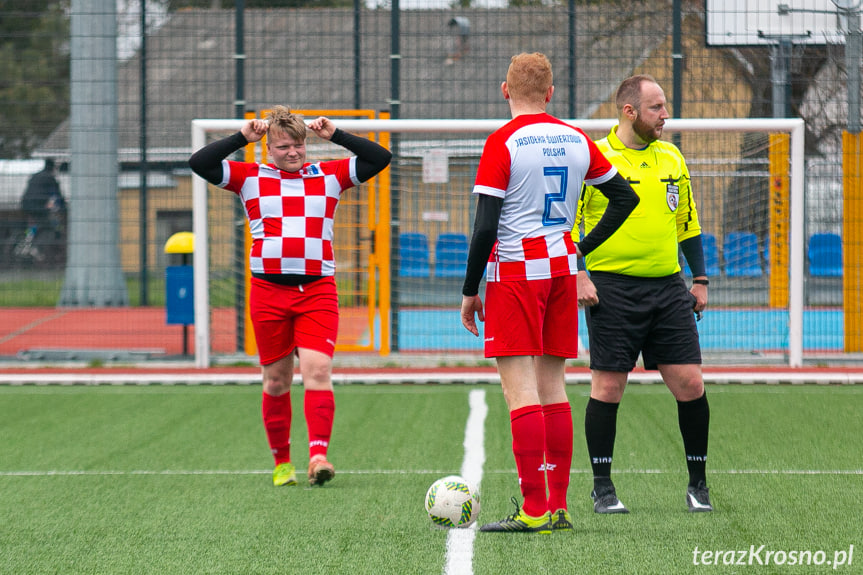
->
xmin=543 ymin=402 xmax=573 ymax=512
xmin=510 ymin=404 xmax=547 ymax=517
xmin=262 ymin=391 xmax=292 ymax=465
xmin=304 ymin=389 xmax=335 ymax=460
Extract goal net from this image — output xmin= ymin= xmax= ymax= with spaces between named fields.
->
xmin=191 ymin=117 xmax=817 ymax=368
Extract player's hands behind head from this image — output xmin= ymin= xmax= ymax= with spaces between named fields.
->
xmin=242 ymin=119 xmax=268 ymax=143
xmin=307 ymin=117 xmax=336 ymax=140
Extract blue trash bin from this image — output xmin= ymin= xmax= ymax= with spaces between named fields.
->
xmin=165 ymin=265 xmax=194 ymax=326
xmin=164 ymin=231 xmax=195 ymax=355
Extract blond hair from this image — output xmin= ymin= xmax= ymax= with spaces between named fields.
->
xmin=505 ymin=52 xmax=553 ymax=105
xmin=266 ymin=105 xmax=306 ymax=141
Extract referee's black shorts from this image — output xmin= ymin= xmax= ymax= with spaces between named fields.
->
xmin=585 ymin=271 xmax=701 ymax=372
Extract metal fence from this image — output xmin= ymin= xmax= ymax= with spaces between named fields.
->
xmin=0 ymin=0 xmax=860 ymax=363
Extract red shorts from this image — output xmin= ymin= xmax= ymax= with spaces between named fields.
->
xmin=484 ymin=275 xmax=579 ymax=359
xmin=249 ymin=276 xmax=339 ymax=365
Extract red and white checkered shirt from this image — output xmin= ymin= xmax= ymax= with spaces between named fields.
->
xmin=473 ymin=113 xmax=617 ymax=282
xmin=221 ymin=158 xmax=359 ymax=275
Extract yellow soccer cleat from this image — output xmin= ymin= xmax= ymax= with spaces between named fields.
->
xmin=272 ymin=462 xmax=297 ymax=487
xmin=479 ymin=497 xmax=552 ymax=534
xmin=551 ymin=508 xmax=573 ymax=531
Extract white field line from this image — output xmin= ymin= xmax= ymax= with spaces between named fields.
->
xmin=2 ymin=371 xmax=863 ymax=385
xmin=2 ymin=467 xmax=862 ymax=478
xmin=444 ymin=389 xmax=487 ymax=575
xmin=0 ymin=310 xmax=68 ymax=345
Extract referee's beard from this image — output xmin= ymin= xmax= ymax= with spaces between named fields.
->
xmin=632 ymin=116 xmax=662 ymax=145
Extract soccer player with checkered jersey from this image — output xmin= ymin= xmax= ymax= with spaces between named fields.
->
xmin=189 ymin=107 xmax=391 ymax=487
xmin=460 ymin=53 xmax=639 ymax=533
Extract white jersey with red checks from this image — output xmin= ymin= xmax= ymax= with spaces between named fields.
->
xmin=220 ymin=158 xmax=359 ymax=275
xmin=473 ymin=113 xmax=617 ymax=282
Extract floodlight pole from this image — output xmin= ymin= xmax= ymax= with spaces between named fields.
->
xmin=771 ymin=39 xmax=793 ymax=118
xmin=846 ymin=9 xmax=862 ymax=133
xmin=139 ymin=0 xmax=149 ymax=306
xmin=758 ymin=30 xmax=804 ymax=118
xmin=567 ymin=0 xmax=576 ymax=118
xmin=672 ymin=0 xmax=683 ymax=147
xmin=389 ymin=0 xmax=402 ymax=352
xmin=234 ymin=0 xmax=246 ymax=353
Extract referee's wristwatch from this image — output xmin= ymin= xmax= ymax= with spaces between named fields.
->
xmin=692 ymin=278 xmax=709 ymax=286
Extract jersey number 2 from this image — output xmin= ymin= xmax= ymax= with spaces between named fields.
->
xmin=542 ymin=166 xmax=568 ymax=226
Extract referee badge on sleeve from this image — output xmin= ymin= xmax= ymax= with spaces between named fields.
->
xmin=666 ymin=184 xmax=679 ymax=212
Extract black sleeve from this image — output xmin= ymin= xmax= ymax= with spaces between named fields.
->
xmin=462 ymin=194 xmax=503 ymax=296
xmin=576 ymin=173 xmax=640 ymax=256
xmin=680 ymin=234 xmax=707 ymax=278
xmin=329 ymin=129 xmax=392 ymax=182
xmin=188 ymin=131 xmax=248 ymax=185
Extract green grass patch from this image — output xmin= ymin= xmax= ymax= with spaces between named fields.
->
xmin=0 ymin=277 xmax=64 ymax=306
xmin=0 ymin=384 xmax=861 ymax=574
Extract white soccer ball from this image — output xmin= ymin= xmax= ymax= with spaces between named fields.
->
xmin=425 ymin=475 xmax=480 ymax=528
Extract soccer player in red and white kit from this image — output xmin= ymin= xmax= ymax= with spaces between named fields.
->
xmin=189 ymin=107 xmax=391 ymax=487
xmin=460 ymin=53 xmax=639 ymax=533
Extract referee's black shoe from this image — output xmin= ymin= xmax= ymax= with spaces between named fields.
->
xmin=591 ymin=483 xmax=629 ymax=514
xmin=686 ymin=480 xmax=713 ymax=512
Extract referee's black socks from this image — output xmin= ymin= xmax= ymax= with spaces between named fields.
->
xmin=677 ymin=392 xmax=710 ymax=488
xmin=585 ymin=397 xmax=620 ymax=490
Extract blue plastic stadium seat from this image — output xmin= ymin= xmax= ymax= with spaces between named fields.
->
xmin=703 ymin=233 xmax=720 ymax=277
xmin=399 ymin=232 xmax=430 ymax=278
xmin=723 ymin=231 xmax=763 ymax=277
xmin=434 ymin=232 xmax=469 ymax=278
xmin=808 ymin=232 xmax=842 ymax=277
xmin=682 ymin=232 xmax=720 ymax=277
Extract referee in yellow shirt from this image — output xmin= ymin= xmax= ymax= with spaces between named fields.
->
xmin=575 ymin=75 xmax=713 ymax=514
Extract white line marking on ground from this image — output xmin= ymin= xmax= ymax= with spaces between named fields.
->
xmin=0 ymin=310 xmax=67 ymax=345
xmin=719 ymin=469 xmax=863 ymax=475
xmin=3 ymin=371 xmax=863 ymax=386
xmin=444 ymin=389 xmax=487 ymax=575
xmin=0 ymin=470 xmax=273 ymax=476
xmin=2 ymin=468 xmax=862 ymax=478
xmin=3 ymin=467 xmax=861 ymax=479
xmin=0 ymin=469 xmax=471 ymax=477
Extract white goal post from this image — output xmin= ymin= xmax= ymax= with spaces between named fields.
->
xmin=191 ymin=117 xmax=805 ymax=368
